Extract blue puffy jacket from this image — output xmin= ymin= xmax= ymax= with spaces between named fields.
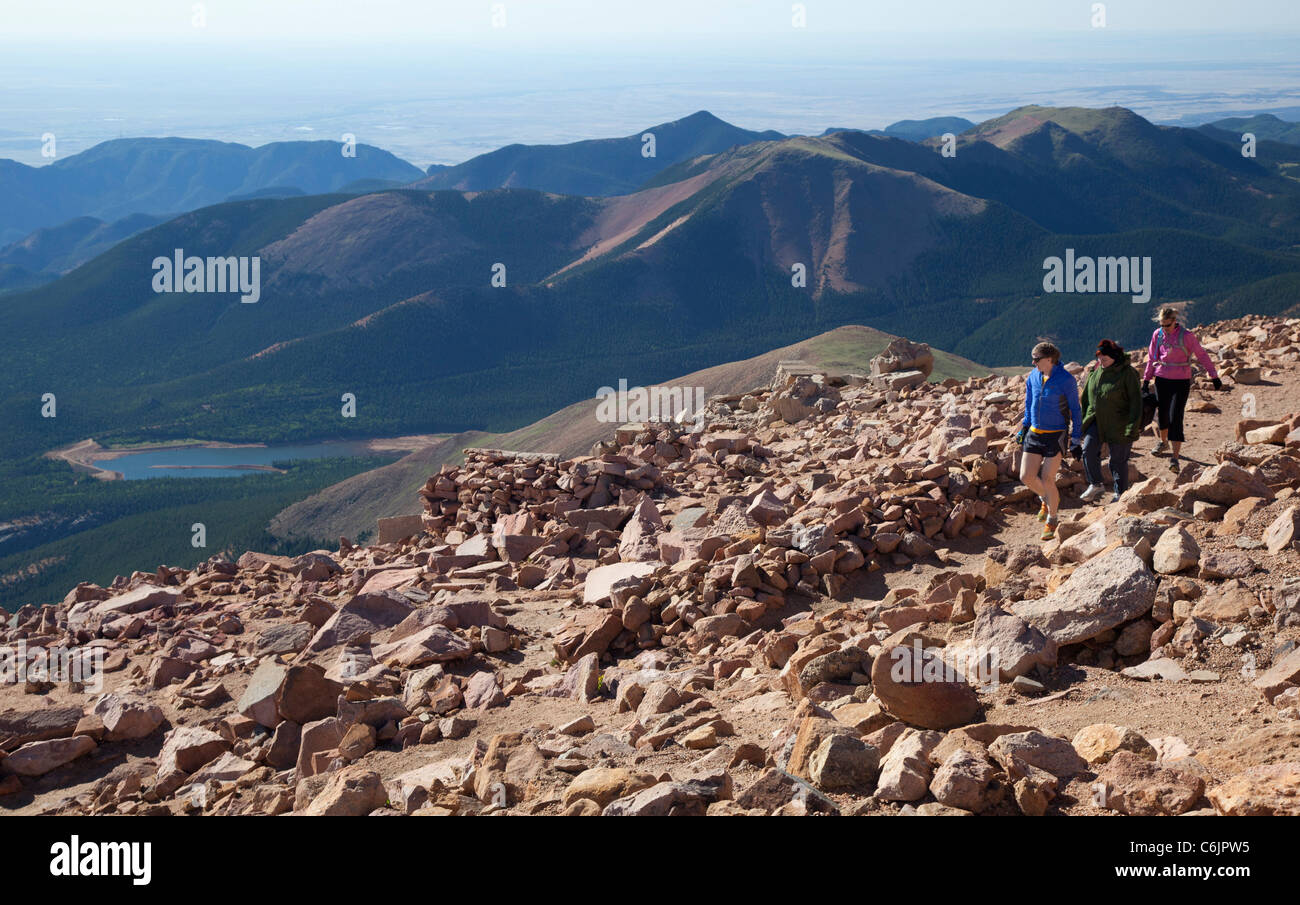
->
xmin=1022 ymin=362 xmax=1082 ymax=442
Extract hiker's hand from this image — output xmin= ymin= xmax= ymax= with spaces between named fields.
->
xmin=1070 ymin=443 xmax=1083 ymax=460
xmin=1212 ymin=377 xmax=1223 ymax=391
xmin=1015 ymin=427 xmax=1027 ymax=444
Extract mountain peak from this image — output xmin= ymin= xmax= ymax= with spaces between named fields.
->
xmin=676 ymin=110 xmax=725 ymax=124
xmin=415 ymin=111 xmax=784 ymax=197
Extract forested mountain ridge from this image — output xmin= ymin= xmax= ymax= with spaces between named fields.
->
xmin=0 ymin=137 xmax=425 ymax=245
xmin=3 ymin=106 xmax=1298 ymax=474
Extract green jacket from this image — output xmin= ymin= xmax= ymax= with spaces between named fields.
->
xmin=1080 ymin=350 xmax=1142 ymax=443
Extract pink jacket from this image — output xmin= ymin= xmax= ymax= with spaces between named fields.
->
xmin=1143 ymin=325 xmax=1218 ymax=381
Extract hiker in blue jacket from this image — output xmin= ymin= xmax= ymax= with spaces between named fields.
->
xmin=1014 ymin=341 xmax=1083 ymax=540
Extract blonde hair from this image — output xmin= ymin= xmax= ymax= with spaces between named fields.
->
xmin=1154 ymin=306 xmax=1178 ymax=325
xmin=1031 ymin=341 xmax=1060 ymax=364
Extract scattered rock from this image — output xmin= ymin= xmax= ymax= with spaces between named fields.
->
xmin=1095 ymin=750 xmax=1205 ymax=816
xmin=1009 ymin=547 xmax=1157 ymax=645
xmin=870 ymin=643 xmax=982 ymax=730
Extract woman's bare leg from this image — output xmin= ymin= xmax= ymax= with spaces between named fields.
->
xmin=1020 ymin=451 xmax=1045 ymax=498
xmin=1040 ymin=455 xmax=1062 ymax=520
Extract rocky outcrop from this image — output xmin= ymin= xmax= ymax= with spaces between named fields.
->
xmin=4 ymin=314 xmax=1300 ymax=818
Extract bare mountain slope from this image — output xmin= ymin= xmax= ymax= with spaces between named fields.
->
xmin=269 ymin=325 xmax=994 ymax=543
xmin=6 ymin=314 xmax=1299 ymax=818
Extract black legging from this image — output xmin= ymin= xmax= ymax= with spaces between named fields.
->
xmin=1154 ymin=376 xmax=1191 ymax=443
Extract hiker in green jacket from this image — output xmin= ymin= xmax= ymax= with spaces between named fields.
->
xmin=1079 ymin=339 xmax=1142 ymax=504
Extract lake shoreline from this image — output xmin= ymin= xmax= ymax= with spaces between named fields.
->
xmin=46 ymin=435 xmax=445 ymax=481
xmin=150 ymin=463 xmax=285 ymax=473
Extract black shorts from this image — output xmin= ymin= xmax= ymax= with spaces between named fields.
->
xmin=1023 ymin=430 xmax=1065 ymax=459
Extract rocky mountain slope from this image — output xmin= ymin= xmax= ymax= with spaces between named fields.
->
xmin=3 ymin=316 xmax=1299 ymax=816
xmin=267 ymin=324 xmax=996 ymax=545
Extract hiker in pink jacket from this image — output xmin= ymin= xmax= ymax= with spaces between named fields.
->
xmin=1141 ymin=306 xmax=1222 ymax=473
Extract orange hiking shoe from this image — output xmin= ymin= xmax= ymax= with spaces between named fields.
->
xmin=1041 ymin=519 xmax=1058 ymax=541
xmin=1036 ymin=500 xmax=1049 ymax=521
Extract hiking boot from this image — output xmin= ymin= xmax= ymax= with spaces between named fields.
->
xmin=1111 ymin=492 xmax=1121 ymax=503
xmin=1168 ymin=458 xmax=1180 ymax=474
xmin=1041 ymin=519 xmax=1058 ymax=541
xmin=1154 ymin=440 xmax=1168 ymax=455
xmin=1036 ymin=500 xmax=1049 ymax=521
xmin=1080 ymin=484 xmax=1105 ymax=502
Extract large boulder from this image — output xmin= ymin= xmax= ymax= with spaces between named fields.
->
xmin=1208 ymin=763 xmax=1300 ymax=816
xmin=276 ymin=664 xmax=345 ymax=724
xmin=870 ymin=643 xmax=982 ymax=730
xmin=1265 ymin=507 xmax=1300 ymax=555
xmin=1252 ymin=647 xmax=1300 ymax=703
xmin=871 ymin=338 xmax=934 ymax=378
xmin=301 ymin=766 xmax=387 ymax=816
xmin=807 ymin=734 xmax=879 ymax=792
xmin=875 ymin=728 xmax=942 ymax=801
xmin=581 ymin=561 xmax=662 ymax=605
xmin=734 ymin=768 xmax=839 ymax=814
xmin=602 ymin=781 xmax=719 ymax=816
xmin=929 ymin=748 xmax=1005 ymax=813
xmin=552 ymin=609 xmax=624 ymax=664
xmin=563 ymin=768 xmax=659 ymax=809
xmin=1 ymin=736 xmax=96 ymax=777
xmin=1191 ymin=580 xmax=1257 ymax=622
xmin=0 ymin=707 xmax=84 ymax=746
xmin=969 ymin=605 xmax=1058 ymax=681
xmin=1191 ymin=462 xmax=1273 ymax=506
xmin=1152 ymin=526 xmax=1199 ymax=574
xmin=618 ymin=498 xmax=665 ymax=562
xmin=237 ymin=659 xmax=289 ymax=728
xmin=1072 ymin=724 xmax=1157 ymax=765
xmin=1009 ymin=546 xmax=1156 ymax=645
xmin=68 ymin=585 xmax=181 ymax=633
xmin=376 ymin=515 xmax=423 ymax=545
xmin=93 ymin=694 xmax=165 ymax=741
xmin=1095 ymin=750 xmax=1205 ymax=816
xmin=353 ymin=566 xmax=422 ymax=595
xmin=371 ymin=625 xmax=473 ymax=667
xmin=307 ymin=590 xmax=413 ymax=652
xmin=296 ymin=718 xmax=346 ymax=780
xmin=154 ymin=727 xmax=231 ymax=796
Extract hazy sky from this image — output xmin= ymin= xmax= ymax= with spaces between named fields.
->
xmin=2 ymin=1 xmax=1298 ymax=168
xmin=5 ymin=0 xmax=1300 ymax=43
